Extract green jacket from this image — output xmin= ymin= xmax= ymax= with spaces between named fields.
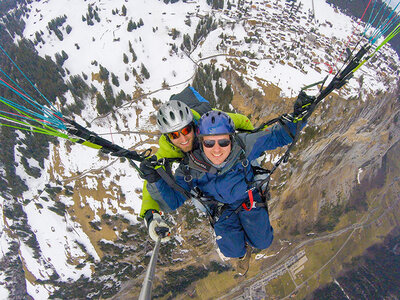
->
xmin=139 ymin=110 xmax=254 ymax=218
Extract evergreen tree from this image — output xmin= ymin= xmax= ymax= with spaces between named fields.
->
xmin=111 ymin=73 xmax=120 ymax=87
xmin=66 ymin=25 xmax=72 ymax=34
xmin=215 ymin=81 xmax=224 ymax=99
xmin=132 ymin=67 xmax=138 ymax=77
xmin=127 ymin=20 xmax=134 ymax=32
xmin=138 ymin=18 xmax=144 ymax=27
xmin=104 ymin=81 xmax=115 ymax=106
xmin=61 ymin=50 xmax=68 ymax=60
xmin=183 ymin=34 xmax=191 ymax=51
xmin=123 ymin=53 xmax=129 ymax=64
xmin=140 ymin=63 xmax=150 ymax=79
xmin=94 ymin=10 xmax=100 ymax=22
xmin=129 ymin=42 xmax=137 ymax=62
xmin=87 ymin=16 xmax=94 ymax=26
xmin=55 ymin=52 xmax=65 ymax=66
xmin=171 ymin=28 xmax=180 ymax=40
xmin=99 ymin=65 xmax=109 ymax=81
xmin=88 ymin=5 xmax=94 ymax=19
xmin=222 ymin=84 xmax=233 ymax=106
xmin=192 ymin=64 xmax=218 ymax=107
xmin=34 ymin=31 xmax=43 ymax=44
xmin=122 ymin=5 xmax=127 ymax=16
xmin=115 ymin=90 xmax=126 ymax=107
xmin=96 ymin=93 xmax=110 ymax=114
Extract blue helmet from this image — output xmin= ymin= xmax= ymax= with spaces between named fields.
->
xmin=197 ymin=111 xmax=235 ymax=136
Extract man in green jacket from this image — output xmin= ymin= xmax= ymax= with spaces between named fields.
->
xmin=140 ymin=87 xmax=254 ymax=242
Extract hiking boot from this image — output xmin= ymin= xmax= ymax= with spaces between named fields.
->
xmin=236 ymin=245 xmax=252 ymax=276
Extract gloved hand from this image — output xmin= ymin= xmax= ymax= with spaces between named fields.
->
xmin=293 ymin=91 xmax=316 ymax=120
xmin=139 ymin=155 xmax=161 ymax=183
xmin=144 ymin=210 xmax=171 ymax=242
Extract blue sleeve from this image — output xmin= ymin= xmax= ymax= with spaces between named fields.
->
xmin=154 ymin=174 xmax=189 ymax=210
xmin=245 ymin=121 xmax=306 ymax=161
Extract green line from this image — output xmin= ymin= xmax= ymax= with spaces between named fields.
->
xmin=0 ymin=112 xmax=62 ymax=136
xmin=0 ymin=110 xmax=106 ymax=149
xmin=301 ymin=80 xmax=325 ymax=91
xmin=353 ymin=23 xmax=400 ymax=73
xmin=0 ymin=98 xmax=62 ymax=135
xmin=0 ymin=119 xmax=107 ymax=148
xmin=0 ymin=122 xmax=69 ymax=138
xmin=68 ymin=138 xmax=103 ymax=149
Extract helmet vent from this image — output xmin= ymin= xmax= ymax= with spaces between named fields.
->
xmin=156 ymin=100 xmax=193 ymax=133
xmin=197 ymin=111 xmax=235 ymax=136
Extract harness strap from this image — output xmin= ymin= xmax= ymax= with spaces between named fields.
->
xmin=234 ymin=201 xmax=266 ymax=214
xmin=242 ymin=189 xmax=254 ymax=211
xmin=155 ymin=167 xmax=192 ymax=200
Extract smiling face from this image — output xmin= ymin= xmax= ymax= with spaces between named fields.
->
xmin=169 ymin=129 xmax=195 ymax=153
xmin=202 ymin=134 xmax=232 ymax=165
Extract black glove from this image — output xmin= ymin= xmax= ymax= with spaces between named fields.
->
xmin=139 ymin=155 xmax=161 ymax=183
xmin=293 ymin=91 xmax=316 ymax=120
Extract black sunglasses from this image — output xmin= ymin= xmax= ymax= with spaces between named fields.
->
xmin=202 ymin=138 xmax=231 ymax=148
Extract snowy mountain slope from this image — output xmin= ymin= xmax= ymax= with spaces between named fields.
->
xmin=0 ymin=0 xmax=399 ymax=298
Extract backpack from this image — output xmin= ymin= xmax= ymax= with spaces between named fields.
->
xmin=170 ymin=86 xmax=212 ymax=116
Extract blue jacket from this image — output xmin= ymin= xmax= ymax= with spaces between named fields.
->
xmin=153 ymin=121 xmax=304 ymax=210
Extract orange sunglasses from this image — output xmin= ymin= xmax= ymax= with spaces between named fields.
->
xmin=167 ymin=124 xmax=193 ymax=140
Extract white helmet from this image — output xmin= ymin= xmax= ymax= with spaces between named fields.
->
xmin=157 ymin=100 xmax=193 ymax=133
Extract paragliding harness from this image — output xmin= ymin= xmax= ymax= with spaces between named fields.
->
xmin=172 ymin=87 xmax=324 ymax=227
xmin=146 ymin=88 xmax=319 ymax=227
xmin=179 ymin=135 xmax=274 ymax=227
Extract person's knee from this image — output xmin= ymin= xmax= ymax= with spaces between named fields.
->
xmin=218 ymin=243 xmax=246 ymax=258
xmin=216 ymin=234 xmax=246 ymax=258
xmin=252 ymin=226 xmax=274 ymax=249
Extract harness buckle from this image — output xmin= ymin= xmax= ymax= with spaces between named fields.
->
xmin=242 ymin=159 xmax=249 ymax=168
xmin=184 ymin=174 xmax=193 ymax=182
xmin=151 ymin=157 xmax=165 ymax=167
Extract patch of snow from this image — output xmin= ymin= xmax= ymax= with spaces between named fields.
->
xmin=357 ymin=168 xmax=363 ymax=184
